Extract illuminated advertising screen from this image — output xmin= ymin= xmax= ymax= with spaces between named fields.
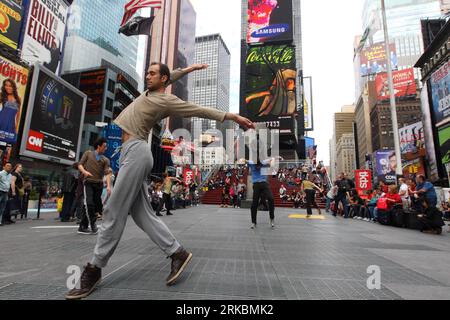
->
xmin=438 ymin=125 xmax=450 ymax=165
xmin=375 ymin=68 xmax=416 ymax=101
xmin=21 ymin=0 xmax=69 ymax=74
xmin=360 ymin=43 xmax=397 ymax=76
xmin=430 ymin=59 xmax=450 ymax=128
xmin=247 ymin=0 xmax=293 ymax=44
xmin=79 ymin=68 xmax=106 ymax=115
xmin=244 ymin=44 xmax=297 ymax=134
xmin=0 ymin=56 xmax=29 ymax=144
xmin=20 ymin=64 xmax=87 ymax=165
xmin=0 ymin=0 xmax=24 ymax=49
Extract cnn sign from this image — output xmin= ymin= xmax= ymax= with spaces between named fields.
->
xmin=355 ymin=170 xmax=372 ymax=192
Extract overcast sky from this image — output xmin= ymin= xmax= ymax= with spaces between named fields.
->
xmin=138 ymin=0 xmax=364 ymax=165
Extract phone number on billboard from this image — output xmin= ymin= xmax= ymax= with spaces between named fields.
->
xmin=254 ymin=121 xmax=280 ymax=129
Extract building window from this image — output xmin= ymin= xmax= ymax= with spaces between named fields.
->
xmin=108 ymin=79 xmax=116 ymax=93
xmin=106 ymin=97 xmax=113 ymax=112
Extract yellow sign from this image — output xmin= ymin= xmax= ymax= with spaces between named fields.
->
xmin=288 ymin=214 xmax=326 ymax=220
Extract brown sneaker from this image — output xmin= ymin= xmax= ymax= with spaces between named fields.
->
xmin=65 ymin=263 xmax=102 ymax=300
xmin=166 ymin=248 xmax=193 ymax=286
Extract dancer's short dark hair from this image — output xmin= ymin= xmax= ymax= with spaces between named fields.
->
xmin=151 ymin=62 xmax=171 ymax=85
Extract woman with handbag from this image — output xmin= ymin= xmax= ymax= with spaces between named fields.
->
xmin=4 ymin=164 xmax=24 ymax=223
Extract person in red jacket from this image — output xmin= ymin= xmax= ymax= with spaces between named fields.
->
xmin=385 ymin=185 xmax=402 ymax=209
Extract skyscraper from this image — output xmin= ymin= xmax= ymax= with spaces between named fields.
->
xmin=354 ymin=0 xmax=443 ymax=167
xmin=191 ymin=34 xmax=231 ymax=133
xmin=62 ymin=0 xmax=140 ymax=86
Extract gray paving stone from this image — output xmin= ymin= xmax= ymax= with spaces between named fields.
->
xmin=0 ymin=206 xmax=449 ymax=300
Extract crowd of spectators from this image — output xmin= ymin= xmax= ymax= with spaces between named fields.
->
xmin=328 ymin=173 xmax=449 ymax=235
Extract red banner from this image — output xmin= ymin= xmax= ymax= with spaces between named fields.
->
xmin=355 ymin=170 xmax=372 ymax=192
xmin=375 ymin=68 xmax=416 ymax=101
xmin=183 ymin=169 xmax=194 ymax=186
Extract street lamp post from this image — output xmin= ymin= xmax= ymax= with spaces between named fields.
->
xmin=381 ymin=0 xmax=403 ymax=176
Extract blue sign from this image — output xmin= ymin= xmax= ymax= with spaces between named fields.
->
xmin=430 ymin=60 xmax=450 ymax=127
xmin=102 ymin=124 xmax=122 ymax=173
xmin=251 ymin=24 xmax=290 ymax=39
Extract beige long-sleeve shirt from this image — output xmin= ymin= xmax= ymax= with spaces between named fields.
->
xmin=114 ymin=70 xmax=227 ymax=140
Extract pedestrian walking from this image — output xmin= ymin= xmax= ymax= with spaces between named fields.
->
xmin=0 ymin=162 xmax=12 ymax=226
xmin=65 ymin=62 xmax=254 ymax=300
xmin=77 ymin=138 xmax=112 ymax=235
xmin=4 ymin=163 xmax=24 ymax=223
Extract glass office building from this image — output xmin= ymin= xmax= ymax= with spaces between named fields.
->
xmin=62 ymin=0 xmax=140 ymax=85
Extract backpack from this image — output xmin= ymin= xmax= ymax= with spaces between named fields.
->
xmin=376 ymin=198 xmax=388 ymax=210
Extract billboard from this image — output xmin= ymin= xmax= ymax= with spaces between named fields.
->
xmin=0 ymin=56 xmax=29 ymax=144
xmin=102 ymin=124 xmax=122 ymax=173
xmin=79 ymin=69 xmax=106 ymax=115
xmin=305 ymin=136 xmax=315 ymax=159
xmin=375 ymin=68 xmax=416 ymax=101
xmin=20 ymin=64 xmax=87 ymax=165
xmin=0 ymin=0 xmax=24 ymax=49
xmin=247 ymin=0 xmax=293 ymax=44
xmin=438 ymin=125 xmax=450 ymax=165
xmin=360 ymin=43 xmax=398 ymax=76
xmin=355 ymin=170 xmax=372 ymax=193
xmin=402 ymin=158 xmax=425 ymax=180
xmin=21 ymin=0 xmax=69 ymax=74
xmin=399 ymin=121 xmax=426 ymax=159
xmin=302 ymin=76 xmax=313 ymax=131
xmin=244 ymin=44 xmax=297 ymax=132
xmin=374 ymin=150 xmax=397 ymax=184
xmin=430 ymin=59 xmax=450 ymax=127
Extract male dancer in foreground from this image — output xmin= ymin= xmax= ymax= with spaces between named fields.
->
xmin=66 ymin=63 xmax=255 ymax=300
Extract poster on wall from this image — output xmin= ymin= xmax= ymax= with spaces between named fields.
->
xmin=430 ymin=59 xmax=450 ymax=127
xmin=244 ymin=44 xmax=297 ymax=133
xmin=19 ymin=64 xmax=86 ymax=165
xmin=0 ymin=0 xmax=24 ymax=49
xmin=375 ymin=68 xmax=416 ymax=101
xmin=247 ymin=0 xmax=293 ymax=44
xmin=0 ymin=56 xmax=29 ymax=144
xmin=20 ymin=0 xmax=69 ymax=74
xmin=374 ymin=150 xmax=397 ymax=184
xmin=360 ymin=42 xmax=398 ymax=76
xmin=438 ymin=124 xmax=450 ymax=165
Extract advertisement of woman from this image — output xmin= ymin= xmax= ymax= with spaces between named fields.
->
xmin=0 ymin=56 xmax=29 ymax=145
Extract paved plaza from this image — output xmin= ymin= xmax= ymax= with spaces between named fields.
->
xmin=0 ymin=205 xmax=449 ymax=300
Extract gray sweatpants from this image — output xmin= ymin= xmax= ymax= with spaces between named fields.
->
xmin=91 ymin=138 xmax=181 ymax=268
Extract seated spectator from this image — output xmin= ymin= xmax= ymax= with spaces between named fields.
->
xmin=413 ymin=175 xmax=438 ymax=208
xmin=279 ymin=184 xmax=288 ymax=203
xmin=417 ymin=198 xmax=445 ymax=235
xmin=348 ymin=190 xmax=364 ymax=219
xmin=221 ymin=187 xmax=230 ymax=208
xmin=385 ymin=185 xmax=402 ymax=210
xmin=368 ymin=189 xmax=382 ymax=222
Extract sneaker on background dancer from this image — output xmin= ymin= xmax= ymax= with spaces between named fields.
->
xmin=65 ymin=63 xmax=255 ymax=300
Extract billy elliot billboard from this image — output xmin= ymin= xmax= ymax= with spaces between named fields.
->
xmin=430 ymin=59 xmax=450 ymax=128
xmin=0 ymin=55 xmax=29 ymax=145
xmin=20 ymin=64 xmax=86 ymax=165
xmin=375 ymin=68 xmax=416 ymax=101
xmin=0 ymin=0 xmax=24 ymax=49
xmin=360 ymin=42 xmax=398 ymax=76
xmin=247 ymin=0 xmax=293 ymax=45
xmin=243 ymin=44 xmax=297 ymax=134
xmin=20 ymin=0 xmax=69 ymax=74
